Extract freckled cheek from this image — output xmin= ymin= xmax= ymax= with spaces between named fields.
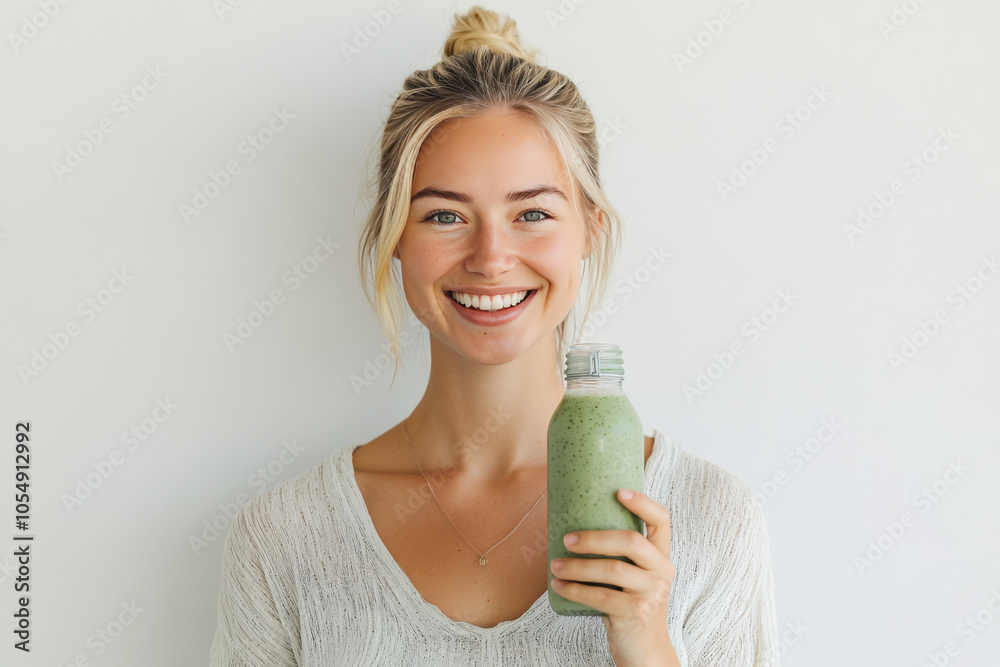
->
xmin=531 ymin=239 xmax=585 ymax=291
xmin=400 ymin=237 xmax=453 ymax=284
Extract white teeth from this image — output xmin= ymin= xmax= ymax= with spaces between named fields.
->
xmin=449 ymin=290 xmax=529 ymax=312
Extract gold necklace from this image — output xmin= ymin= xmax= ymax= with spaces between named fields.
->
xmin=401 ymin=419 xmax=546 ymax=567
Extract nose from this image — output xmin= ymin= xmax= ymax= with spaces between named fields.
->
xmin=464 ymin=217 xmax=517 ymax=278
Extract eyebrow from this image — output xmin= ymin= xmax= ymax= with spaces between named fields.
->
xmin=409 ymin=185 xmax=568 ymax=204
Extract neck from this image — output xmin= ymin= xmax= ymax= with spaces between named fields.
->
xmin=403 ymin=334 xmax=564 ymax=481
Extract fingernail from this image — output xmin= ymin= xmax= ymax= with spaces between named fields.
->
xmin=619 ymin=489 xmax=634 ymax=500
xmin=551 ymin=559 xmax=563 ymax=572
xmin=564 ymin=533 xmax=578 ymax=546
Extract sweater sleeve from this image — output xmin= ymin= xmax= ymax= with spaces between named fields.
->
xmin=209 ymin=503 xmax=298 ymax=667
xmin=681 ymin=473 xmax=780 ymax=667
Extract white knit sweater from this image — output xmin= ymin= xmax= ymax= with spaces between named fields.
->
xmin=209 ymin=430 xmax=779 ymax=666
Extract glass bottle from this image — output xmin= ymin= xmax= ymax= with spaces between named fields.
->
xmin=547 ymin=342 xmax=645 ymax=616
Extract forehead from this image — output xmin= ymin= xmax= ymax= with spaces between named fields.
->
xmin=411 ymin=109 xmax=573 ymax=196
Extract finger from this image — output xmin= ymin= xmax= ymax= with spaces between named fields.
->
xmin=616 ymin=488 xmax=672 ymax=562
xmin=550 ymin=578 xmax=632 ymax=617
xmin=551 ymin=555 xmax=659 ymax=594
xmin=563 ymin=528 xmax=668 ymax=574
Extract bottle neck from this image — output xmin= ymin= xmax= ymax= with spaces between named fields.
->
xmin=565 ymin=376 xmax=624 ymax=392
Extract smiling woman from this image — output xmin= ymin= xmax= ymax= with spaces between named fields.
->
xmin=209 ymin=5 xmax=779 ymax=666
xmin=392 ymin=108 xmax=593 ymax=361
xmin=360 ymin=33 xmax=620 ymax=376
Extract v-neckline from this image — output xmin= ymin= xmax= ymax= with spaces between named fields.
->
xmin=336 ymin=429 xmax=665 ymax=634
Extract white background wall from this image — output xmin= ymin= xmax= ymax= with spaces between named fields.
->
xmin=2 ymin=0 xmax=998 ymax=665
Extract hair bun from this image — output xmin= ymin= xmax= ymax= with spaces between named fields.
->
xmin=443 ymin=5 xmax=538 ymax=64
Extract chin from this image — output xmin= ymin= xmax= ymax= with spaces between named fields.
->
xmin=456 ymin=329 xmax=562 ymax=366
xmin=454 ymin=338 xmax=526 ymax=366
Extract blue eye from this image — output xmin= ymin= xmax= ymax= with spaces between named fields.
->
xmin=519 ymin=209 xmax=554 ymax=223
xmin=421 ymin=208 xmax=554 ymax=225
xmin=424 ymin=210 xmax=463 ymax=225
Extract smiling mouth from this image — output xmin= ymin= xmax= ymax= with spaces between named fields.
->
xmin=448 ymin=290 xmax=536 ymax=312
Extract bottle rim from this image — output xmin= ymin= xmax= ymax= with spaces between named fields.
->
xmin=564 ymin=343 xmax=625 ymax=379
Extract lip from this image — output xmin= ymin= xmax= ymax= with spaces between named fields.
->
xmin=447 ymin=287 xmax=537 ymax=296
xmin=447 ymin=289 xmax=537 ymax=326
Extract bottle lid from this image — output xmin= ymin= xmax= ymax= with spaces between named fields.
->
xmin=564 ymin=343 xmax=625 ymax=379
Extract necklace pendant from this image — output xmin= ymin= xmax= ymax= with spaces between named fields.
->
xmin=478 ymin=555 xmax=487 ymax=567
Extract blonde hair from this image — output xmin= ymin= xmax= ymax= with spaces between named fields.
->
xmin=357 ymin=4 xmax=623 ymax=386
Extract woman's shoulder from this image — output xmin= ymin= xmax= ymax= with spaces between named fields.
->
xmin=647 ymin=432 xmax=764 ymax=535
xmin=230 ymin=446 xmax=353 ymax=546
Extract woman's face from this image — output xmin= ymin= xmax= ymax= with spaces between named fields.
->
xmin=394 ymin=108 xmax=593 ymax=365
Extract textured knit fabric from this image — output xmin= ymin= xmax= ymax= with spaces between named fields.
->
xmin=209 ymin=430 xmax=779 ymax=666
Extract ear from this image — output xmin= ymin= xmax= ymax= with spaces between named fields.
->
xmin=583 ymin=206 xmax=603 ymax=259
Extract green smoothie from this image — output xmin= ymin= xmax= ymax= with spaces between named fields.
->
xmin=547 ymin=387 xmax=645 ymax=616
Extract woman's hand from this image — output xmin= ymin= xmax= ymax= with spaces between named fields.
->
xmin=550 ymin=489 xmax=679 ymax=667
